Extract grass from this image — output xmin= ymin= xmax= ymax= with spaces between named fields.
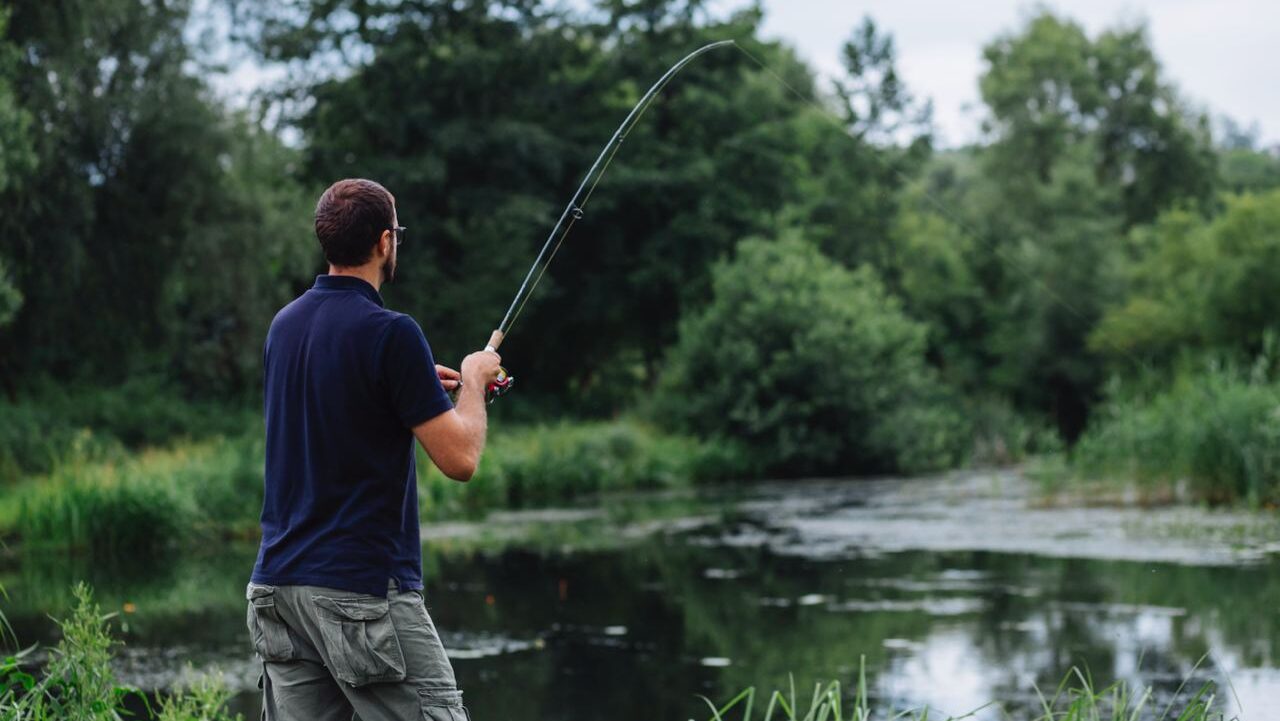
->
xmin=0 ymin=583 xmax=239 ymax=720
xmin=698 ymin=659 xmax=1233 ymax=721
xmin=1056 ymin=367 xmax=1280 ymax=505
xmin=0 ymin=436 xmax=264 ymax=555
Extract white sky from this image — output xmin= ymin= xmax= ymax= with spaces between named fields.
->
xmin=734 ymin=0 xmax=1278 ymax=147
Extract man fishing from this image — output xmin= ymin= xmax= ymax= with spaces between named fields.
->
xmin=245 ymin=178 xmax=500 ymax=721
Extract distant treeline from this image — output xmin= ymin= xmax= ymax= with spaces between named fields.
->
xmin=2 ymin=1 xmax=1279 ymax=482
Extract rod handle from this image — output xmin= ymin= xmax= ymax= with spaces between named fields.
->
xmin=485 ymin=329 xmax=504 ymax=353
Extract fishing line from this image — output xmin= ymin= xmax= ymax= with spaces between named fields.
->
xmin=731 ymin=42 xmax=1154 ymax=375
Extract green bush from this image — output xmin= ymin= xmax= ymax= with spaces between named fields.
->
xmin=655 ymin=233 xmax=968 ymax=477
xmin=1071 ymin=366 xmax=1280 ymax=503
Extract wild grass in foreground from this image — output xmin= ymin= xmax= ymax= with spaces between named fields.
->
xmin=0 ymin=583 xmax=238 ymax=721
xmin=696 ymin=661 xmax=1233 ymax=721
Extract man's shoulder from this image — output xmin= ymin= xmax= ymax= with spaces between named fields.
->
xmin=269 ymin=289 xmax=407 ymax=332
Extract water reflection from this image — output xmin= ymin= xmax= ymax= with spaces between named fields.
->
xmin=1 ymin=477 xmax=1277 ymax=720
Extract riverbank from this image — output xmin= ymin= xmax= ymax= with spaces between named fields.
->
xmin=0 ymin=418 xmax=740 ymax=555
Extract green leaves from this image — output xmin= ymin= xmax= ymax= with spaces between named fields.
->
xmin=657 ymin=233 xmax=966 ymax=476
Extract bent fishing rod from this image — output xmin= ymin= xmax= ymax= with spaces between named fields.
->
xmin=477 ymin=39 xmax=737 ymax=402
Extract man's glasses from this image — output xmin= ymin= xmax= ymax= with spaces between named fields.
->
xmin=390 ymin=226 xmax=406 ymax=247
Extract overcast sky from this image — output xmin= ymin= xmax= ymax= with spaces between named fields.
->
xmin=732 ymin=0 xmax=1277 ymax=147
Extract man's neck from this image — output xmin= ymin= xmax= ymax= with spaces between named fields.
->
xmin=328 ymin=264 xmax=382 ymax=292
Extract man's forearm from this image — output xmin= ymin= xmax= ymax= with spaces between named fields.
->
xmin=453 ymin=379 xmax=489 ymax=468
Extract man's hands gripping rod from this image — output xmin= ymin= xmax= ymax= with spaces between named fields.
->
xmin=440 ymin=346 xmax=511 ymax=405
xmin=413 ymin=349 xmax=504 ymax=482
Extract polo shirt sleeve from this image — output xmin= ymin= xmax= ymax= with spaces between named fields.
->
xmin=380 ymin=315 xmax=454 ymax=428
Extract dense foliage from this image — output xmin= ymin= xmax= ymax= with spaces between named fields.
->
xmin=657 ymin=234 xmax=965 ymax=475
xmin=1 ymin=0 xmax=1278 ymax=489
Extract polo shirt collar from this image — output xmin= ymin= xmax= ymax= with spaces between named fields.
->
xmin=314 ymin=274 xmax=385 ymax=307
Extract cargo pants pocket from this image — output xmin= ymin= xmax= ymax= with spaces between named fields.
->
xmin=246 ymin=584 xmax=295 ymax=662
xmin=419 ymin=688 xmax=470 ymax=721
xmin=312 ymin=594 xmax=406 ymax=687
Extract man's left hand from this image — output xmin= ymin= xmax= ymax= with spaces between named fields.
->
xmin=436 ymin=364 xmax=461 ymax=391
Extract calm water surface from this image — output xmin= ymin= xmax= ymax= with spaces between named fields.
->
xmin=3 ymin=472 xmax=1278 ymax=720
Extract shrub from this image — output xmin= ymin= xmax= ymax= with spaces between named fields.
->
xmin=655 ymin=233 xmax=968 ymax=477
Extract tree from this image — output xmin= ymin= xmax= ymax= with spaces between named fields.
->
xmin=790 ymin=17 xmax=933 ymax=273
xmin=980 ymin=10 xmax=1216 ymax=228
xmin=0 ymin=0 xmax=312 ymax=393
xmin=1092 ymin=190 xmax=1280 ymax=364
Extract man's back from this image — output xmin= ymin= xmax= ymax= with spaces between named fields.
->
xmin=252 ymin=274 xmax=452 ymax=596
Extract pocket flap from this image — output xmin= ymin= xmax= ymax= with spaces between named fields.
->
xmin=247 ymin=584 xmax=276 ymax=602
xmin=420 ymin=688 xmax=468 ymax=720
xmin=313 ymin=594 xmax=390 ymax=621
xmin=419 ymin=688 xmax=464 ymax=706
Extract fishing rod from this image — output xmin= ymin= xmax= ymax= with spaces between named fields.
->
xmin=479 ymin=39 xmax=737 ymax=402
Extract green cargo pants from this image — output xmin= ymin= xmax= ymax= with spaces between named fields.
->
xmin=246 ymin=581 xmax=471 ymax=721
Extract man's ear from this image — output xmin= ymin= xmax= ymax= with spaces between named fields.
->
xmin=378 ymin=230 xmax=393 ymax=257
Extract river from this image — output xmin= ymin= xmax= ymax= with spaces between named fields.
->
xmin=3 ymin=471 xmax=1278 ymax=719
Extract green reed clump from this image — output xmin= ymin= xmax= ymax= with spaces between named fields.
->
xmin=1069 ymin=367 xmax=1280 ymax=504
xmin=0 ymin=583 xmax=239 ymax=721
xmin=697 ymin=663 xmax=1231 ymax=721
xmin=418 ymin=419 xmax=748 ymax=517
xmin=12 ymin=463 xmax=192 ymax=556
xmin=2 ymin=435 xmax=265 ymax=554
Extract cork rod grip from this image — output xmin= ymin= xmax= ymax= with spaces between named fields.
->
xmin=485 ymin=329 xmax=504 ymax=353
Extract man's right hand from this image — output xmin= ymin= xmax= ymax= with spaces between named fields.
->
xmin=460 ymin=349 xmax=502 ymax=388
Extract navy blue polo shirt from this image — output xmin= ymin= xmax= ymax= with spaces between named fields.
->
xmin=251 ymin=274 xmax=453 ymax=596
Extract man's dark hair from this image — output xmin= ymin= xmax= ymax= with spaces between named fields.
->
xmin=314 ymin=179 xmax=395 ymax=267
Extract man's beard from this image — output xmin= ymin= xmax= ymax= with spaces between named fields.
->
xmin=381 ymin=253 xmax=396 ymax=283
